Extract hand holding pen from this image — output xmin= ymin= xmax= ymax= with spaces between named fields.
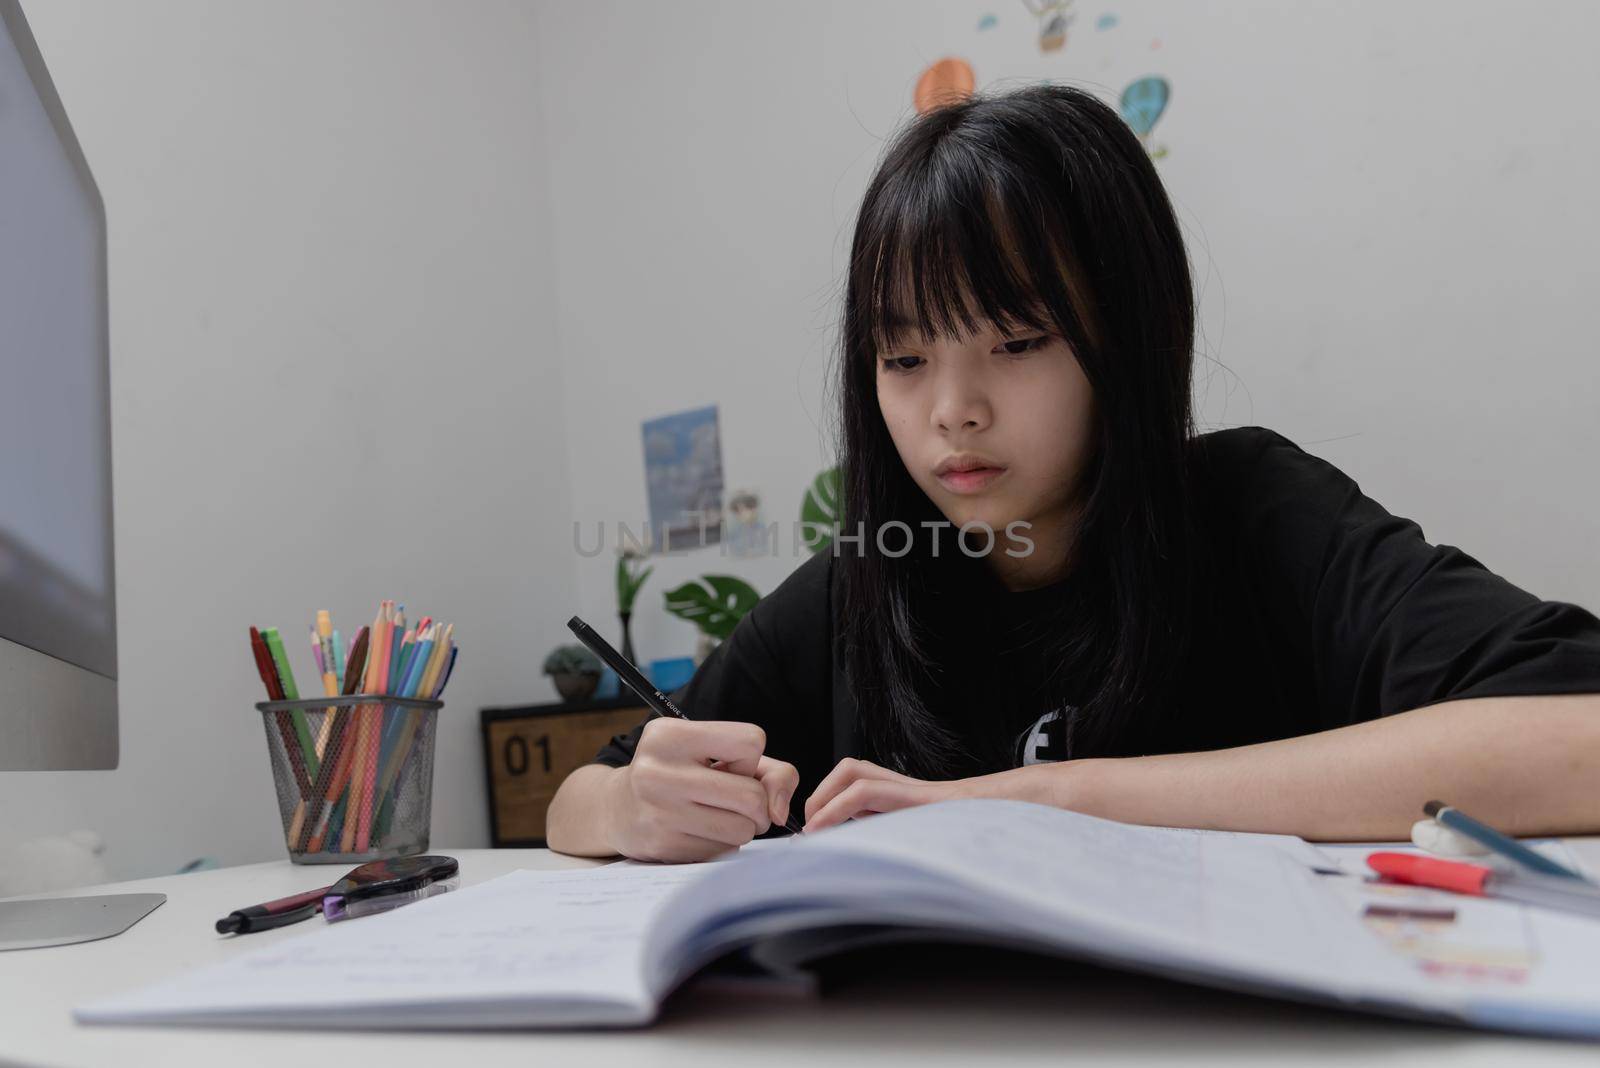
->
xmin=567 ymin=616 xmax=803 ymax=860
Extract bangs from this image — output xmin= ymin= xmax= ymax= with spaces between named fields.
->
xmin=855 ymin=157 xmax=1101 ymax=354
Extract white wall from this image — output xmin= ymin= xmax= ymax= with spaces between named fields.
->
xmin=7 ymin=0 xmax=575 ymax=879
xmin=9 ymin=0 xmax=1600 ymax=880
xmin=537 ymin=0 xmax=1600 ymax=651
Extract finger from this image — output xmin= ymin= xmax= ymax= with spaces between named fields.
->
xmin=803 ymin=757 xmax=909 ymax=822
xmin=629 ymin=755 xmax=769 ymax=836
xmin=643 ymin=718 xmax=767 ymax=775
xmin=682 ymin=765 xmax=771 ymax=836
xmin=632 ymin=830 xmax=740 ymax=865
xmin=804 ymin=780 xmax=927 ymax=833
xmin=756 ymin=757 xmax=801 ymax=825
xmin=679 ymin=801 xmax=761 ymax=848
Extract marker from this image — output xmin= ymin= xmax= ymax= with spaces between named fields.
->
xmin=1368 ymin=852 xmax=1600 ymax=920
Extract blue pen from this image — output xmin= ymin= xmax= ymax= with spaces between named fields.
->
xmin=1425 ymin=800 xmax=1591 ymax=882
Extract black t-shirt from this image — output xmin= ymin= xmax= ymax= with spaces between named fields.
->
xmin=592 ymin=426 xmax=1600 ymax=817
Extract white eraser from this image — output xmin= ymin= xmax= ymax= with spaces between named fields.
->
xmin=1410 ymin=818 xmax=1491 ymax=857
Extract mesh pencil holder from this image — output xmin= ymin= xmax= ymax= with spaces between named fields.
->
xmin=256 ymin=695 xmax=442 ymax=865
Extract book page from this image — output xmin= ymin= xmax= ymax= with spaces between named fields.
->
xmin=774 ymin=800 xmax=1421 ymax=997
xmin=77 ymin=863 xmax=704 ymax=1029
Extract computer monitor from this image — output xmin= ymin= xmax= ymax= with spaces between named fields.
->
xmin=0 ymin=0 xmax=160 ymax=951
xmin=0 ymin=0 xmax=118 ymax=772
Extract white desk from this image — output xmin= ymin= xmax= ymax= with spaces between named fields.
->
xmin=6 ymin=842 xmax=1600 ymax=1068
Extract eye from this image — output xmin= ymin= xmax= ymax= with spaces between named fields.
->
xmin=996 ymin=336 xmax=1050 ymax=356
xmin=879 ymin=355 xmax=925 ymax=374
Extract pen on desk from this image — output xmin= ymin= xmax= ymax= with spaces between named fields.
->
xmin=1367 ymin=852 xmax=1600 ymax=920
xmin=215 ymin=883 xmax=332 ymax=934
xmin=1424 ymin=800 xmax=1590 ymax=882
xmin=566 ymin=615 xmax=804 ymax=836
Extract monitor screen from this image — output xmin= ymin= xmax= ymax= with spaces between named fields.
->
xmin=0 ymin=2 xmax=116 ymax=683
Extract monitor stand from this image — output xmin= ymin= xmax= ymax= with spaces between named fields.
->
xmin=0 ymin=894 xmax=165 ymax=950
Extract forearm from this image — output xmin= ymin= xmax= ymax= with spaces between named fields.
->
xmin=981 ymin=694 xmax=1600 ymax=841
xmin=544 ymin=763 xmax=623 ymax=858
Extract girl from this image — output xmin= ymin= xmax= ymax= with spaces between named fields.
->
xmin=546 ymin=84 xmax=1600 ymax=863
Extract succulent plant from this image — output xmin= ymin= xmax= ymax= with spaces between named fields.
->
xmin=541 ymin=644 xmax=601 ymax=676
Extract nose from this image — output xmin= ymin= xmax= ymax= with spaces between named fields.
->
xmin=929 ymin=364 xmax=993 ymax=434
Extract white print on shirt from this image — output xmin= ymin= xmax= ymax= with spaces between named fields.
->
xmin=1016 ymin=706 xmax=1073 ymax=765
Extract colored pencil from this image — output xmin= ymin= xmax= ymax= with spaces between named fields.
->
xmin=311 ymin=612 xmax=341 ymax=757
xmin=261 ymin=627 xmax=319 ymax=781
xmin=352 ymin=601 xmax=394 ymax=852
xmin=249 ymin=626 xmax=311 ymax=798
xmin=435 ymin=644 xmax=458 ymax=697
xmin=375 ymin=627 xmax=455 ymax=836
xmin=298 ymin=625 xmax=369 ymax=853
xmin=1424 ymin=801 xmax=1591 ymax=882
xmin=375 ymin=627 xmax=432 ymax=781
xmin=343 ymin=603 xmax=386 ymax=852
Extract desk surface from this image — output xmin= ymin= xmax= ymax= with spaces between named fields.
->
xmin=6 ymin=841 xmax=1600 ymax=1068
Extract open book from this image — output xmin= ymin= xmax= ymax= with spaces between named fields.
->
xmin=77 ymin=800 xmax=1600 ymax=1037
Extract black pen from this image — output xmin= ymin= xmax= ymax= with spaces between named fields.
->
xmin=215 ymin=883 xmax=330 ymax=934
xmin=567 ymin=615 xmax=803 ymax=836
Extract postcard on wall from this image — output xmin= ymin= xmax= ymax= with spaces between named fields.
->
xmin=642 ymin=405 xmax=724 ymax=553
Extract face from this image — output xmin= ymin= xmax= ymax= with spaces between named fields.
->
xmin=874 ymin=309 xmax=1096 ymax=569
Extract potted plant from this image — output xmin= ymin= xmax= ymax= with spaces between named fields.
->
xmin=542 ymin=644 xmax=602 ymax=703
xmin=663 ymin=574 xmax=760 ymax=665
xmin=799 ymin=466 xmax=841 ymax=554
xmin=616 ymin=547 xmax=653 ymax=663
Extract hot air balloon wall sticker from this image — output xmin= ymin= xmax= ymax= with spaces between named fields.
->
xmin=1022 ymin=0 xmax=1075 ymax=53
xmin=1120 ymin=75 xmax=1170 ymax=160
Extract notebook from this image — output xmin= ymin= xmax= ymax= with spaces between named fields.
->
xmin=75 ymin=799 xmax=1600 ymax=1036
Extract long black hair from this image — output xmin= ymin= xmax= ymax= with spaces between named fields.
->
xmin=836 ymin=83 xmax=1206 ymax=777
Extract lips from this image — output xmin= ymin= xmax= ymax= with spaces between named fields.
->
xmin=934 ymin=453 xmax=1007 ymax=493
xmin=934 ymin=453 xmax=1004 ymax=477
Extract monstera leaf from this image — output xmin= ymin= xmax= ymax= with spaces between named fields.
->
xmin=663 ymin=575 xmax=761 ymax=640
xmin=799 ymin=466 xmax=841 ymax=555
